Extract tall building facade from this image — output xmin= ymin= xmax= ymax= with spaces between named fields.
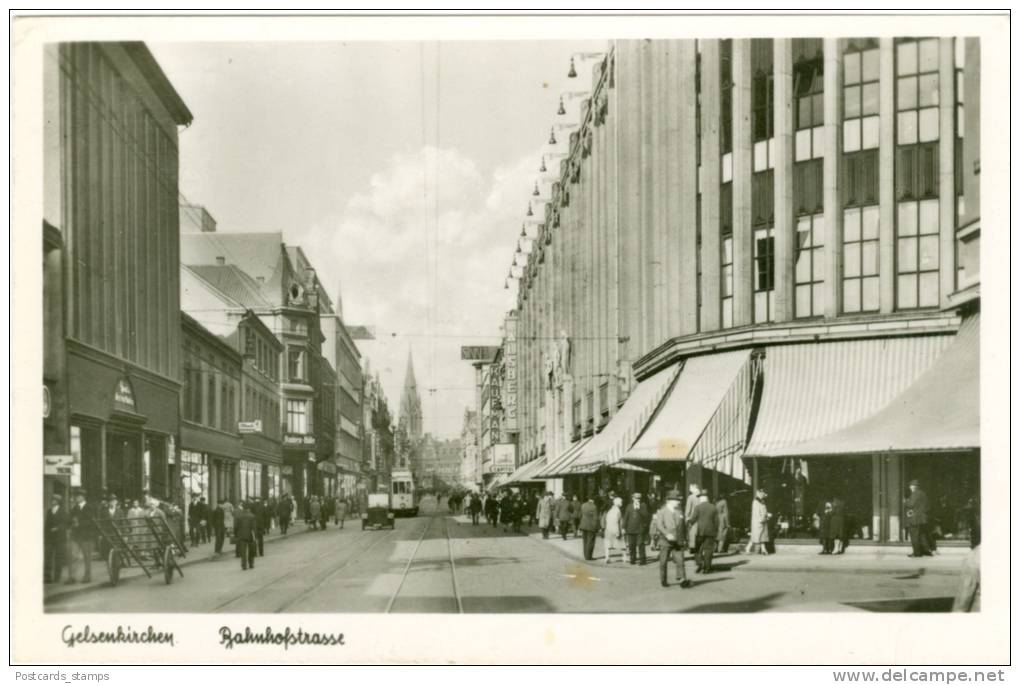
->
xmin=509 ymin=38 xmax=980 ymax=543
xmin=43 ymin=43 xmax=192 ymax=504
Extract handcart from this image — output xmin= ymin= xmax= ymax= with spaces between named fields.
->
xmin=94 ymin=515 xmax=187 ymax=586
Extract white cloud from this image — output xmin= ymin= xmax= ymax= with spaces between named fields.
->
xmin=303 ymin=144 xmax=541 ymax=437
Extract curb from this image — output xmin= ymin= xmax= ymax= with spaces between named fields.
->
xmin=44 ymin=525 xmax=316 ymax=604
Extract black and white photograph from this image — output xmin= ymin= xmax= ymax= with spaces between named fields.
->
xmin=11 ymin=11 xmax=1011 ymax=667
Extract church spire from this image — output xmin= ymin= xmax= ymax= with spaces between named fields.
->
xmin=399 ymin=348 xmax=423 ymax=441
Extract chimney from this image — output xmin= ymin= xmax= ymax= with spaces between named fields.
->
xmin=215 ymin=256 xmax=226 ymax=265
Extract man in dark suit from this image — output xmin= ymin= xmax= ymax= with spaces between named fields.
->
xmin=44 ymin=494 xmax=69 ymax=583
xmin=578 ymin=496 xmax=600 ymax=561
xmin=212 ymin=499 xmax=226 ymax=554
xmin=687 ymin=492 xmax=720 ymax=573
xmin=622 ymin=493 xmax=650 ymax=565
xmin=276 ymin=495 xmax=292 ymax=535
xmin=253 ymin=498 xmax=271 ymax=557
xmin=66 ymin=490 xmax=98 ymax=584
xmin=905 ymin=479 xmax=932 ymax=557
xmin=652 ymin=490 xmax=690 ymax=588
xmin=188 ymin=495 xmax=203 ymax=546
xmin=233 ymin=501 xmax=257 ymax=570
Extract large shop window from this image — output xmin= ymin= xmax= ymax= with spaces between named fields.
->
xmin=843 ymin=206 xmax=881 ymax=313
xmin=904 ymin=452 xmax=980 ymax=542
xmin=181 ymin=450 xmax=209 ymax=500
xmin=70 ymin=424 xmax=103 ymax=498
xmin=843 ymin=43 xmax=880 ymax=152
xmin=754 ymin=226 xmax=776 ymax=323
xmin=287 ymin=399 xmax=309 ymax=434
xmin=896 ymin=199 xmax=940 ymax=309
xmin=145 ymin=435 xmax=168 ymax=500
xmin=896 ymin=38 xmax=940 ymax=145
xmin=795 ymin=213 xmax=826 ymax=317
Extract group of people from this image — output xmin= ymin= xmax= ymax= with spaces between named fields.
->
xmin=44 ymin=488 xmax=182 ymax=585
xmin=301 ymin=494 xmax=352 ymax=531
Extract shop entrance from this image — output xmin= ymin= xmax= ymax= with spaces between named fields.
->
xmin=106 ymin=430 xmax=142 ymax=500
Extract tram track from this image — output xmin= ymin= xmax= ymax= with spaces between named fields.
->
xmin=385 ymin=512 xmax=463 ymax=614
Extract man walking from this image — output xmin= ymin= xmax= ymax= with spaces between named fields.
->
xmin=603 ymin=496 xmax=625 ymax=564
xmin=579 ymin=495 xmax=600 ymax=561
xmin=688 ymin=492 xmax=720 ymax=573
xmin=252 ymin=499 xmax=268 ymax=557
xmin=66 ymin=490 xmax=98 ymax=584
xmin=188 ymin=495 xmax=203 ymax=546
xmin=44 ymin=494 xmax=68 ymax=583
xmin=555 ymin=494 xmax=572 ymax=540
xmin=233 ymin=501 xmax=257 ymax=570
xmin=536 ymin=492 xmax=553 ymax=539
xmin=277 ymin=494 xmax=292 ymax=535
xmin=212 ymin=499 xmax=227 ymax=554
xmin=652 ymin=491 xmax=690 ymax=588
xmin=622 ymin=493 xmax=650 ymax=566
xmin=905 ymin=479 xmax=932 ymax=558
xmin=685 ymin=484 xmax=701 ymax=553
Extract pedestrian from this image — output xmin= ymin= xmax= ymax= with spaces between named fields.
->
xmin=127 ymin=499 xmax=145 ymax=518
xmin=603 ymin=496 xmax=625 ymax=564
xmin=715 ymin=494 xmax=730 ymax=553
xmin=904 ymin=480 xmax=932 ymax=558
xmin=335 ymin=496 xmax=348 ymax=529
xmin=685 ymin=484 xmax=701 ymax=553
xmin=468 ymin=493 xmax=481 ymax=525
xmin=830 ymin=498 xmax=847 ymax=555
xmin=212 ymin=499 xmax=227 ymax=554
xmin=277 ymin=495 xmax=292 ymax=535
xmin=652 ymin=490 xmax=691 ymax=588
xmin=579 ymin=495 xmax=599 ymax=561
xmin=485 ymin=494 xmax=499 ymax=529
xmin=622 ymin=493 xmax=650 ymax=566
xmin=555 ymin=494 xmax=572 ymax=540
xmin=44 ymin=493 xmax=69 ymax=583
xmin=500 ymin=493 xmax=515 ymax=533
xmin=319 ymin=496 xmax=331 ymax=531
xmin=688 ymin=492 xmax=719 ymax=573
xmin=97 ymin=493 xmax=124 ymax=560
xmin=196 ymin=496 xmax=210 ymax=543
xmin=310 ymin=496 xmax=322 ymax=531
xmin=188 ymin=495 xmax=203 ymax=546
xmin=646 ymin=492 xmax=660 ymax=551
xmin=253 ymin=499 xmax=269 ymax=557
xmin=536 ymin=491 xmax=554 ymax=539
xmin=511 ymin=494 xmax=525 ymax=534
xmin=528 ymin=492 xmax=539 ymax=527
xmin=746 ymin=489 xmax=770 ymax=555
xmin=233 ymin=501 xmax=257 ymax=571
xmin=66 ymin=490 xmax=98 ymax=584
xmin=570 ymin=495 xmax=582 ymax=539
xmin=819 ymin=501 xmax=835 ymax=555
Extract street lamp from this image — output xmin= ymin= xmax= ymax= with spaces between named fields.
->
xmin=557 ymin=90 xmax=590 ymax=115
xmin=567 ymin=52 xmax=606 ymax=78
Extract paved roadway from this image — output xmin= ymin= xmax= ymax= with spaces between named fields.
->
xmin=47 ymin=498 xmax=959 ymax=614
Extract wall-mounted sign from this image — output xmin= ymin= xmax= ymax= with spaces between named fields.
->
xmin=239 ymin=420 xmax=263 ymax=434
xmin=43 ymin=385 xmax=51 ymax=419
xmin=283 ymin=434 xmax=315 ymax=446
xmin=491 ymin=443 xmax=516 ymax=474
xmin=113 ymin=377 xmax=136 ymax=411
xmin=44 ymin=454 xmax=74 ymax=476
xmin=460 ymin=346 xmax=500 ymax=363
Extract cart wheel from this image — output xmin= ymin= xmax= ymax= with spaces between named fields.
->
xmin=163 ymin=549 xmax=175 ymax=585
xmin=107 ymin=549 xmax=121 ymax=587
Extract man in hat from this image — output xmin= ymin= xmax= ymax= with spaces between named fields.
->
xmin=904 ymin=479 xmax=932 ymax=558
xmin=652 ymin=491 xmax=691 ymax=588
xmin=578 ymin=495 xmax=600 ymax=561
xmin=44 ymin=493 xmax=69 ymax=583
xmin=688 ymin=492 xmax=720 ymax=573
xmin=233 ymin=501 xmax=258 ymax=570
xmin=66 ymin=490 xmax=98 ymax=584
xmin=622 ymin=492 xmax=650 ymax=565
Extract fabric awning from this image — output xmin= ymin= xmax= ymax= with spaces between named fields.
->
xmin=502 ymin=456 xmax=549 ymax=486
xmin=535 ymin=437 xmax=591 ymax=478
xmin=775 ymin=314 xmax=979 ymax=456
xmin=566 ymin=363 xmax=682 ymax=472
xmin=625 ymin=350 xmax=752 ymax=467
xmin=744 ymin=333 xmax=955 ymax=458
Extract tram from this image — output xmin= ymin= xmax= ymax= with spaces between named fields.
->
xmin=390 ymin=469 xmax=419 ymax=517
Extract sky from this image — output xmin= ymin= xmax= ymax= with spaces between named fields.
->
xmin=150 ymin=40 xmax=607 ymax=438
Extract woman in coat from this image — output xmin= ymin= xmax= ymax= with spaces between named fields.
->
xmin=602 ymin=496 xmax=625 ymax=564
xmin=685 ymin=484 xmax=701 ymax=552
xmin=535 ymin=493 xmax=553 ymax=539
xmin=715 ymin=495 xmax=730 ymax=553
xmin=745 ymin=490 xmax=770 ymax=555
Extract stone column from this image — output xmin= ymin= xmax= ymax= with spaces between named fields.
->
xmin=731 ymin=38 xmax=754 ymax=327
xmin=822 ymin=38 xmax=844 ymax=318
xmin=878 ymin=38 xmax=897 ymax=313
xmin=773 ymin=39 xmax=796 ymax=322
xmin=699 ymin=40 xmax=722 ymax=333
xmin=938 ymin=37 xmax=957 ymax=306
xmin=677 ymin=40 xmax=700 ymax=336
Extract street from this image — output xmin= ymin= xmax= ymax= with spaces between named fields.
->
xmin=47 ymin=498 xmax=959 ymax=614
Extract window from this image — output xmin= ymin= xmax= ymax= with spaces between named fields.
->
xmin=896 ymin=198 xmax=940 ymax=309
xmin=795 ymin=213 xmax=826 ymax=317
xmin=954 ymin=38 xmax=966 ymax=221
xmin=721 ymin=235 xmax=734 ymax=328
xmin=206 ymin=373 xmax=217 ymax=427
xmin=720 ymin=39 xmax=733 ymax=155
xmin=795 ymin=49 xmax=824 ymax=161
xmin=795 ymin=158 xmax=824 ymax=215
xmin=286 ymin=399 xmax=309 ymax=434
xmin=896 ymin=38 xmax=940 ymax=145
xmin=288 ymin=347 xmax=306 ymax=382
xmin=752 ymin=39 xmax=775 ymax=171
xmin=754 ymin=226 xmax=775 ymax=323
xmin=842 ymin=206 xmax=881 ymax=313
xmin=842 ymin=149 xmax=880 ymax=207
xmin=220 ymin=379 xmax=230 ymax=432
xmin=843 ymin=42 xmax=880 ymax=153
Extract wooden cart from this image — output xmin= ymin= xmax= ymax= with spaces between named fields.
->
xmin=95 ymin=515 xmax=187 ymax=586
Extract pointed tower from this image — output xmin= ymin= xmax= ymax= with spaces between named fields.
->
xmin=399 ymin=349 xmax=423 ymax=441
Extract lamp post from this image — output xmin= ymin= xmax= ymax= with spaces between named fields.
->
xmin=567 ymin=51 xmax=606 ymax=78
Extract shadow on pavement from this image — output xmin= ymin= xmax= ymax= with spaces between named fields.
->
xmin=842 ymin=596 xmax=953 ymax=612
xmin=462 ymin=595 xmax=557 ymax=613
xmin=407 ymin=556 xmax=526 ymax=572
xmin=680 ymin=591 xmax=786 ymax=613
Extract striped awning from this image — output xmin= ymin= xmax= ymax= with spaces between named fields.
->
xmin=744 ymin=334 xmax=955 ymax=458
xmin=502 ymin=456 xmax=549 ymax=486
xmin=535 ymin=437 xmax=592 ymax=478
xmin=567 ymin=363 xmax=681 ymax=472
xmin=776 ymin=315 xmax=979 ymax=456
xmin=625 ymin=350 xmax=751 ymax=468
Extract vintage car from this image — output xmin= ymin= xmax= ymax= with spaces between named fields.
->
xmin=362 ymin=492 xmax=396 ymax=530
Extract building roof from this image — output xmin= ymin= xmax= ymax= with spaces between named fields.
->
xmin=123 ymin=43 xmax=193 ymax=126
xmin=187 ymin=264 xmax=272 ymax=310
xmin=181 ymin=232 xmax=286 ymax=296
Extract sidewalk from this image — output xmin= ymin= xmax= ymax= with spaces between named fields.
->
xmin=45 ymin=522 xmax=316 ymax=603
xmin=524 ymin=525 xmax=969 ymax=577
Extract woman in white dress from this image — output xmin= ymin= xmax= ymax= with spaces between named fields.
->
xmin=746 ymin=489 xmax=770 ymax=555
